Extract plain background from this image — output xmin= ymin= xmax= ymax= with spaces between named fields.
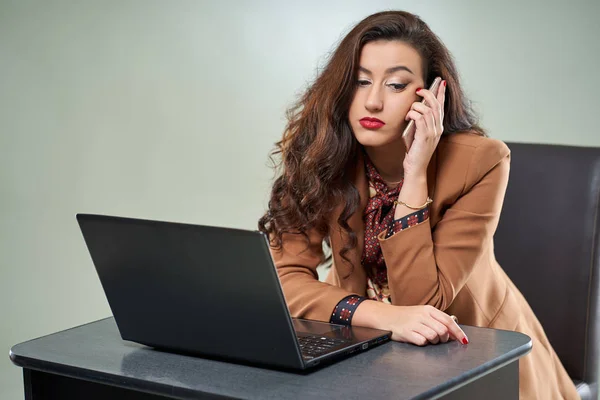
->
xmin=1 ymin=1 xmax=599 ymax=398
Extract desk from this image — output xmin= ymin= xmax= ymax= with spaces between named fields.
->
xmin=10 ymin=317 xmax=531 ymax=399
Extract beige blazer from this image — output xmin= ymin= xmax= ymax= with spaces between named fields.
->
xmin=271 ymin=132 xmax=579 ymax=400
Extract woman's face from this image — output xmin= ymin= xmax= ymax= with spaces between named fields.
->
xmin=348 ymin=40 xmax=425 ymax=149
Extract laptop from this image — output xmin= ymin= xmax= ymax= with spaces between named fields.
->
xmin=76 ymin=213 xmax=391 ymax=370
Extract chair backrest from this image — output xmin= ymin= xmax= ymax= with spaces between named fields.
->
xmin=494 ymin=142 xmax=599 ymax=396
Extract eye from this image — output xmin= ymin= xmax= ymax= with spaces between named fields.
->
xmin=357 ymin=79 xmax=371 ymax=87
xmin=387 ymin=83 xmax=408 ymax=91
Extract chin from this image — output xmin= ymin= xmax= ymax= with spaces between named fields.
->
xmin=353 ymin=128 xmax=400 ymax=148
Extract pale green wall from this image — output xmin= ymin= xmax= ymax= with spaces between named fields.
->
xmin=1 ymin=1 xmax=599 ymax=398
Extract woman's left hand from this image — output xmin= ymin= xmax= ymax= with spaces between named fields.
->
xmin=403 ymin=80 xmax=446 ymax=179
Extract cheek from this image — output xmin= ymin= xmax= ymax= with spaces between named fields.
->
xmin=389 ymin=96 xmax=418 ymax=123
xmin=385 ymin=97 xmax=413 ymax=126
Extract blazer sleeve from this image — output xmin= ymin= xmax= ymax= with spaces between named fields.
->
xmin=272 ymin=229 xmax=360 ymax=322
xmin=377 ymin=139 xmax=511 ymax=310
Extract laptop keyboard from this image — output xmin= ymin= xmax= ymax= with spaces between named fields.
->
xmin=297 ymin=335 xmax=350 ymax=359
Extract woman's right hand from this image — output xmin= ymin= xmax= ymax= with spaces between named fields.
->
xmin=353 ymin=300 xmax=469 ymax=346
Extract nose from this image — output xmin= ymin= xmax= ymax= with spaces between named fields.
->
xmin=365 ymin=86 xmax=383 ymax=112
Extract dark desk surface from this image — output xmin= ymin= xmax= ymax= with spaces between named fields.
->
xmin=10 ymin=317 xmax=531 ymax=400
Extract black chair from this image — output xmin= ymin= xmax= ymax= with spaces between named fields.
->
xmin=495 ymin=142 xmax=600 ymax=400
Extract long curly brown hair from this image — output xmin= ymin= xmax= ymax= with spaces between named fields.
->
xmin=258 ymin=11 xmax=484 ymax=263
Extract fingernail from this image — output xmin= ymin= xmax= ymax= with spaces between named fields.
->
xmin=461 ymin=337 xmax=469 ymax=345
xmin=443 ymin=80 xmax=447 ymax=87
xmin=416 ymin=88 xmax=422 ymax=93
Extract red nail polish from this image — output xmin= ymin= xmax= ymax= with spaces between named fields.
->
xmin=416 ymin=87 xmax=422 ymax=93
xmin=443 ymin=80 xmax=447 ymax=87
xmin=462 ymin=338 xmax=469 ymax=345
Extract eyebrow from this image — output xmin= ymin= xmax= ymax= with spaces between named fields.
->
xmin=359 ymin=65 xmax=414 ymax=75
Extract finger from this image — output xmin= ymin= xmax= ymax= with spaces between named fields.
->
xmin=417 ymin=324 xmax=440 ymax=345
xmin=411 ymin=103 xmax=438 ymax=135
xmin=416 ymin=87 xmax=439 ymax=109
xmin=430 ymin=309 xmax=469 ymax=344
xmin=406 ymin=110 xmax=429 ymax=137
xmin=413 ymin=94 xmax=442 ymax=134
xmin=406 ymin=331 xmax=429 ymax=347
xmin=436 ymin=80 xmax=445 ymax=102
xmin=437 ymin=80 xmax=446 ymax=127
xmin=408 ymin=110 xmax=432 ymax=138
xmin=422 ymin=318 xmax=450 ymax=343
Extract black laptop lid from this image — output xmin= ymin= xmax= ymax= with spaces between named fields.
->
xmin=77 ymin=214 xmax=304 ymax=369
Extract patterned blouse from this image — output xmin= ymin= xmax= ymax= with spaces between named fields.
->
xmin=330 ymin=156 xmax=430 ymax=325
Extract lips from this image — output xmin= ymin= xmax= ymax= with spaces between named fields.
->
xmin=359 ymin=117 xmax=385 ymax=130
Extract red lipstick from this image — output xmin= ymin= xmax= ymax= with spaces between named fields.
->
xmin=359 ymin=117 xmax=385 ymax=129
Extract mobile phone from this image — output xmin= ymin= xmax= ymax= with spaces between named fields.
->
xmin=402 ymin=77 xmax=443 ymax=151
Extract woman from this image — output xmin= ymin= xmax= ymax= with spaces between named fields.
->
xmin=259 ymin=10 xmax=578 ymax=400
